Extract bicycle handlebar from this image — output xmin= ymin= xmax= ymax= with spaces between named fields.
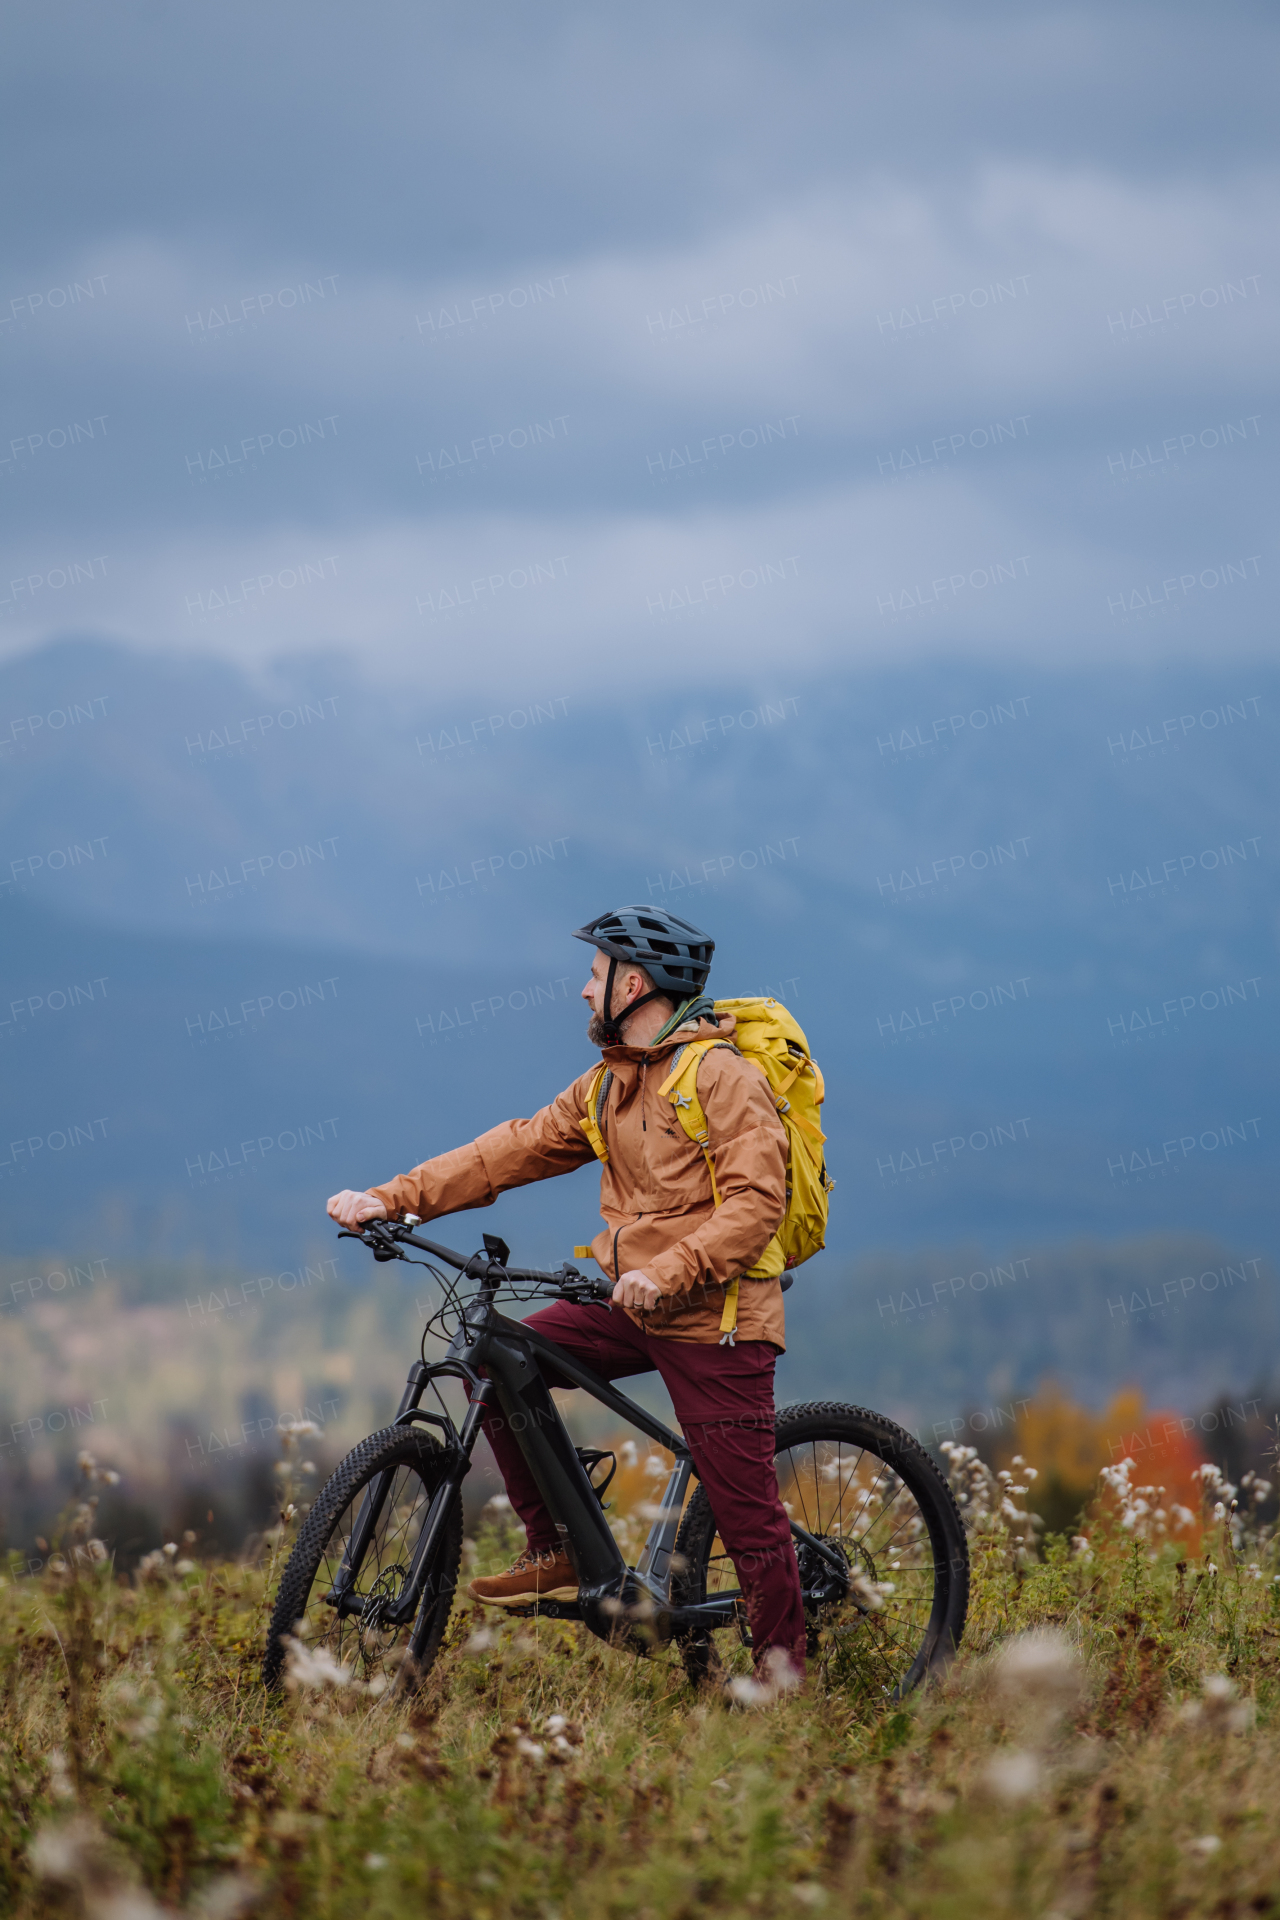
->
xmin=337 ymin=1218 xmax=616 ymax=1303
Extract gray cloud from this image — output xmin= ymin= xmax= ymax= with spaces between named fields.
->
xmin=0 ymin=1 xmax=1274 ymax=699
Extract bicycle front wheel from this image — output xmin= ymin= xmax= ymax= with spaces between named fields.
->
xmin=262 ymin=1425 xmax=462 ymax=1695
xmin=672 ymin=1401 xmax=969 ymax=1700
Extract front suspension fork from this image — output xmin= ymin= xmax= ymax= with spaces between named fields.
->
xmin=325 ymin=1368 xmax=491 ymax=1625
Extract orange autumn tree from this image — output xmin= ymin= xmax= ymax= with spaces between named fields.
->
xmin=991 ymin=1381 xmax=1205 ymax=1541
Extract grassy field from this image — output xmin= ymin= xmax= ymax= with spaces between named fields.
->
xmin=1 ymin=1442 xmax=1278 ymax=1919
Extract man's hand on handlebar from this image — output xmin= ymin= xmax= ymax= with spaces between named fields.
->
xmin=612 ymin=1268 xmax=660 ymax=1311
xmin=327 ymin=1190 xmax=389 ymax=1230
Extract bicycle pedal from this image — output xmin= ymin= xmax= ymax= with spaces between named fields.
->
xmin=504 ymin=1598 xmax=582 ymax=1622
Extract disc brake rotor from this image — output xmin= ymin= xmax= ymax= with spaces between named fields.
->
xmin=359 ymin=1565 xmax=410 ymax=1644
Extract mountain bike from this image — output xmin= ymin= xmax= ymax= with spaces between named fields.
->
xmin=261 ymin=1221 xmax=969 ymax=1699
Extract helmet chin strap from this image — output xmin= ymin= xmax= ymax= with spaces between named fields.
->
xmin=598 ymin=955 xmax=666 ymax=1046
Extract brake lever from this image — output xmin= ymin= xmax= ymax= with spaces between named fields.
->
xmin=557 ymin=1272 xmax=615 ymax=1307
xmin=336 ymin=1222 xmax=403 ymax=1262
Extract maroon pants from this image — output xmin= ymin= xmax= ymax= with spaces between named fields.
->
xmin=477 ymin=1299 xmax=806 ymax=1671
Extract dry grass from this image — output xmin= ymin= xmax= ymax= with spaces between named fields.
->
xmin=1 ymin=1452 xmax=1279 ymax=1918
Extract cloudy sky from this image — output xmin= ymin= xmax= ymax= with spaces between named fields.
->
xmin=2 ymin=0 xmax=1276 ymax=705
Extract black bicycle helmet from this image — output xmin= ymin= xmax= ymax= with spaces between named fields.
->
xmin=573 ymin=905 xmax=715 ymax=1042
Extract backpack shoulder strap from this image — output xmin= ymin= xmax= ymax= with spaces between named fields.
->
xmin=578 ymin=1064 xmax=613 ymax=1163
xmin=656 ymin=1040 xmax=741 ymax=1344
xmin=656 ymin=1040 xmax=732 ymax=1149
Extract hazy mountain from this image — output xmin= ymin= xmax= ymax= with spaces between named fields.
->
xmin=2 ymin=638 xmax=1274 ymax=1281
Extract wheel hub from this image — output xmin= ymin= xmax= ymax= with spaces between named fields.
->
xmin=797 ymin=1533 xmax=879 ymax=1613
xmin=360 ymin=1565 xmax=409 ymax=1638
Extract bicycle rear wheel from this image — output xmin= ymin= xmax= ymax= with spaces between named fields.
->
xmin=262 ymin=1426 xmax=462 ymax=1695
xmin=672 ymin=1401 xmax=969 ymax=1699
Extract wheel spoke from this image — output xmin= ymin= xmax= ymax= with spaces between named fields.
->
xmin=265 ymin=1435 xmax=461 ymax=1697
xmin=674 ymin=1411 xmax=967 ymax=1702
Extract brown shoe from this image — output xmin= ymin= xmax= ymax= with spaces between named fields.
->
xmin=467 ymin=1547 xmax=578 ymax=1608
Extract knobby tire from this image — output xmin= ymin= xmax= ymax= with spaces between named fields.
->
xmin=673 ymin=1401 xmax=969 ymax=1698
xmin=262 ymin=1425 xmax=462 ymax=1695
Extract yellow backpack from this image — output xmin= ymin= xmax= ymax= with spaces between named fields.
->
xmin=578 ymin=997 xmax=833 ymax=1343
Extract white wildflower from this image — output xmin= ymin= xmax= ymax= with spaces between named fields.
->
xmin=727 ymin=1675 xmax=772 ymax=1708
xmin=992 ymin=1628 xmax=1082 ymax=1710
xmin=281 ymin=1636 xmax=353 ymax=1692
xmin=123 ymin=1701 xmax=164 ymax=1743
xmin=942 ymin=1443 xmax=1037 ymax=1563
xmin=727 ymin=1647 xmax=802 ymax=1709
xmin=1178 ymin=1673 xmax=1253 ymax=1735
xmin=982 ymin=1748 xmax=1042 ymax=1802
xmin=848 ymin=1570 xmax=892 ymax=1613
xmin=987 ymin=1629 xmax=1083 ymax=1764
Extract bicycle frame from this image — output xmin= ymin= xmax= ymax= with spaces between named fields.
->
xmin=323 ymin=1229 xmax=853 ymax=1655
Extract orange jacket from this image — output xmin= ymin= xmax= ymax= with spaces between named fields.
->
xmin=369 ymin=1015 xmax=789 ymax=1347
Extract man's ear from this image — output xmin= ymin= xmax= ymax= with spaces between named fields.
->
xmin=627 ymin=967 xmax=654 ymax=1006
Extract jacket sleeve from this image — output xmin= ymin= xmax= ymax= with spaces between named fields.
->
xmin=369 ymin=1070 xmax=598 ymax=1220
xmin=644 ymin=1048 xmax=788 ymax=1301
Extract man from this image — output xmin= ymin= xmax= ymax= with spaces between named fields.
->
xmin=327 ymin=905 xmax=806 ymax=1679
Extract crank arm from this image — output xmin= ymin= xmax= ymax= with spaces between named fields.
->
xmin=500 ymin=1590 xmax=744 ymax=1638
